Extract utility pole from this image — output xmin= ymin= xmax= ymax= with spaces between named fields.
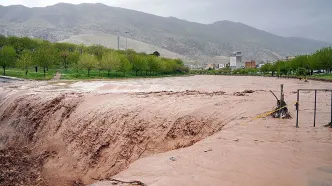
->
xmin=124 ymin=31 xmax=129 ymax=51
xmin=117 ymin=36 xmax=120 ymax=50
xmin=124 ymin=31 xmax=129 ymax=55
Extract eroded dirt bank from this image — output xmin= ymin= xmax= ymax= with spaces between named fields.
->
xmin=0 ymin=88 xmax=236 ymax=185
xmin=0 ymin=76 xmax=332 ymax=186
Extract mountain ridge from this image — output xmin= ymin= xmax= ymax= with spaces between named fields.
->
xmin=0 ymin=3 xmax=331 ymax=63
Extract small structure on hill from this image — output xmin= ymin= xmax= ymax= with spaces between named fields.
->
xmin=151 ymin=51 xmax=160 ymax=57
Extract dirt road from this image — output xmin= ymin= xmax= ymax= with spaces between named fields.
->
xmin=0 ymin=76 xmax=331 ymax=186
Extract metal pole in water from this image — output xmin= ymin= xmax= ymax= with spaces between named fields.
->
xmin=280 ymin=84 xmax=284 ymax=119
xmin=296 ymin=90 xmax=300 ymax=128
xmin=314 ymin=90 xmax=317 ymax=127
xmin=280 ymin=84 xmax=284 ymax=102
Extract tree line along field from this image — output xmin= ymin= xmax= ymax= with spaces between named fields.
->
xmin=259 ymin=48 xmax=332 ymax=78
xmin=191 ymin=46 xmax=332 ymax=80
xmin=0 ymin=36 xmax=189 ymax=80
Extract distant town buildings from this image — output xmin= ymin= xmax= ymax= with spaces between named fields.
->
xmin=204 ymin=63 xmax=217 ymax=70
xmin=186 ymin=64 xmax=204 ymax=69
xmin=258 ymin=63 xmax=265 ymax=68
xmin=285 ymin=56 xmax=295 ymax=61
xmin=217 ymin=64 xmax=226 ymax=69
xmin=188 ymin=51 xmax=251 ymax=70
xmin=245 ymin=60 xmax=256 ymax=69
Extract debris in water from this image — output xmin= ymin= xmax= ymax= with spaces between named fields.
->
xmin=204 ymin=148 xmax=213 ymax=152
xmin=243 ymin=90 xmax=255 ymax=93
xmin=92 ymin=178 xmax=146 ymax=186
xmin=269 ymin=85 xmax=291 ymax=119
xmin=233 ymin=92 xmax=246 ymax=96
xmin=233 ymin=90 xmax=255 ymax=96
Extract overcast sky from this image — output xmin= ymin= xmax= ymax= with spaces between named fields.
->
xmin=1 ymin=0 xmax=332 ymax=42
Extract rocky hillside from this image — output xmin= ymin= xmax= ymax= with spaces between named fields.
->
xmin=0 ymin=3 xmax=331 ymax=63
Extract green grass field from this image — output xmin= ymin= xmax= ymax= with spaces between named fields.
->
xmin=4 ymin=68 xmax=331 ymax=81
xmin=3 ymin=68 xmax=57 ymax=80
xmin=60 ymin=69 xmax=140 ymax=80
xmin=60 ymin=69 xmax=186 ymax=80
xmin=312 ymin=73 xmax=332 ymax=79
xmin=2 ymin=68 xmax=186 ymax=80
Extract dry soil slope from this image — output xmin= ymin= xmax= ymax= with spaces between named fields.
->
xmin=60 ymin=34 xmax=230 ymax=64
xmin=60 ymin=34 xmax=186 ymax=60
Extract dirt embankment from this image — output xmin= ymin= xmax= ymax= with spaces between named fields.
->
xmin=0 ymin=90 xmax=235 ymax=186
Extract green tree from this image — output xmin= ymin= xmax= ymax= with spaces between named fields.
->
xmin=0 ymin=35 xmax=6 ymax=48
xmin=0 ymin=46 xmax=16 ymax=76
xmin=79 ymin=54 xmax=96 ymax=76
xmin=3 ymin=36 xmax=38 ymax=54
xmin=316 ymin=47 xmax=332 ymax=73
xmin=54 ymin=42 xmax=76 ymax=52
xmin=296 ymin=67 xmax=307 ymax=78
xmin=78 ymin=44 xmax=85 ymax=55
xmin=34 ymin=46 xmax=57 ymax=78
xmin=260 ymin=63 xmax=270 ymax=74
xmin=269 ymin=63 xmax=277 ymax=77
xmin=147 ymin=56 xmax=161 ymax=74
xmin=126 ymin=49 xmax=137 ymax=64
xmin=118 ymin=55 xmax=132 ymax=75
xmin=161 ymin=58 xmax=177 ymax=74
xmin=87 ymin=45 xmax=105 ymax=61
xmin=151 ymin=51 xmax=160 ymax=57
xmin=96 ymin=59 xmax=104 ymax=76
xmin=101 ymin=51 xmax=121 ymax=77
xmin=132 ymin=55 xmax=148 ymax=76
xmin=60 ymin=51 xmax=69 ymax=70
xmin=68 ymin=52 xmax=80 ymax=73
xmin=16 ymin=50 xmax=33 ymax=76
xmin=247 ymin=68 xmax=258 ymax=75
xmin=275 ymin=61 xmax=289 ymax=77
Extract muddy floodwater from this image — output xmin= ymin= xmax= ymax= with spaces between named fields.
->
xmin=0 ymin=75 xmax=332 ymax=186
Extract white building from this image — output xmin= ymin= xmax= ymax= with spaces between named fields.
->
xmin=230 ymin=51 xmax=243 ymax=69
xmin=258 ymin=64 xmax=265 ymax=68
xmin=230 ymin=56 xmax=237 ymax=67
xmin=217 ymin=64 xmax=225 ymax=69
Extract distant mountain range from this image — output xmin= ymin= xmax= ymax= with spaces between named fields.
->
xmin=0 ymin=3 xmax=331 ymax=64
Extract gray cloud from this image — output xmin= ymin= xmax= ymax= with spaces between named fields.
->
xmin=1 ymin=0 xmax=332 ymax=42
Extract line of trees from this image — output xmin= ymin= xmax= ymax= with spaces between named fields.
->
xmin=260 ymin=47 xmax=332 ymax=77
xmin=0 ymin=35 xmax=189 ymax=78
